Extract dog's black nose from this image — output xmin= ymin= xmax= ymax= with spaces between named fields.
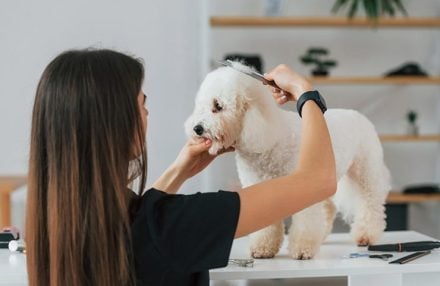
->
xmin=193 ymin=124 xmax=204 ymax=136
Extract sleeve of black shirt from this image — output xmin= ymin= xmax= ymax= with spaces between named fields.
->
xmin=136 ymin=188 xmax=240 ymax=273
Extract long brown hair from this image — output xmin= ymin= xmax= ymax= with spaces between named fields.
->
xmin=26 ymin=49 xmax=147 ymax=286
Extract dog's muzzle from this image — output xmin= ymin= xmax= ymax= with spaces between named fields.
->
xmin=193 ymin=124 xmax=204 ymax=136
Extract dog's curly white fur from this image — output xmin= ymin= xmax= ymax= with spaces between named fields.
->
xmin=185 ymin=62 xmax=391 ymax=260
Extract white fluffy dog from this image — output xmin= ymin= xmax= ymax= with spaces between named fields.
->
xmin=185 ymin=62 xmax=391 ymax=260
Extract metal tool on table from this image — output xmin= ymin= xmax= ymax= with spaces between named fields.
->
xmin=368 ymin=254 xmax=394 ymax=261
xmin=346 ymin=252 xmax=394 ymax=261
xmin=228 ymin=258 xmax=254 ymax=267
xmin=346 ymin=253 xmax=369 ymax=258
xmin=388 ymin=251 xmax=432 ymax=264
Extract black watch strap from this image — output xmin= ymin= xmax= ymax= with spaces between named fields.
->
xmin=296 ymin=90 xmax=327 ymax=118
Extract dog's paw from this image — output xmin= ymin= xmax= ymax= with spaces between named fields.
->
xmin=250 ymin=246 xmax=278 ymax=259
xmin=288 ymin=239 xmax=321 ymax=260
xmin=249 ymin=225 xmax=284 ymax=259
xmin=288 ymin=244 xmax=318 ymax=260
xmin=351 ymin=222 xmax=384 ymax=246
xmin=355 ymin=235 xmax=372 ymax=247
xmin=353 ymin=231 xmax=381 ymax=246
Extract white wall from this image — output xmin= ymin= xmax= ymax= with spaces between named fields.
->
xmin=1 ymin=0 xmax=440 ymax=237
xmin=0 ymin=0 xmax=204 ymax=194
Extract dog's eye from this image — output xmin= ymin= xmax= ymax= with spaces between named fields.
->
xmin=213 ymin=99 xmax=223 ymax=113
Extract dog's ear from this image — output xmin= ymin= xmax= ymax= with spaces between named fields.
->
xmin=238 ymin=102 xmax=281 ymax=153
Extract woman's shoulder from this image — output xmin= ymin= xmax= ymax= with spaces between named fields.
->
xmin=129 ymin=188 xmax=174 ymax=221
xmin=130 ymin=188 xmax=239 ymax=222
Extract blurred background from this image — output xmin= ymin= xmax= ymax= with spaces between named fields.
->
xmin=0 ymin=0 xmax=439 ymax=240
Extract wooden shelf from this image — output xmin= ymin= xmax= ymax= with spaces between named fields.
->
xmin=211 ymin=16 xmax=440 ymax=28
xmin=380 ymin=135 xmax=440 ymax=142
xmin=387 ymin=192 xmax=440 ymax=203
xmin=0 ymin=176 xmax=27 ymax=228
xmin=0 ymin=176 xmax=27 ymax=195
xmin=309 ymin=76 xmax=440 ymax=85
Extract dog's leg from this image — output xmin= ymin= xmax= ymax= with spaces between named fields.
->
xmin=287 ymin=201 xmax=330 ymax=260
xmin=249 ymin=221 xmax=284 ymax=258
xmin=323 ymin=199 xmax=336 ymax=237
xmin=347 ymin=159 xmax=390 ymax=246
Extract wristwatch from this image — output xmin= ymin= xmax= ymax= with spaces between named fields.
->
xmin=296 ymin=90 xmax=327 ymax=118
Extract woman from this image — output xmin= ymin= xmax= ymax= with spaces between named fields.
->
xmin=26 ymin=49 xmax=336 ymax=286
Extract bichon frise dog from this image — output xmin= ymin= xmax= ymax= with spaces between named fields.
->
xmin=185 ymin=62 xmax=391 ymax=260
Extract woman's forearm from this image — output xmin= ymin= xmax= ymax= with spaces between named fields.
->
xmin=152 ymin=164 xmax=186 ymax=194
xmin=296 ymin=100 xmax=336 ymax=183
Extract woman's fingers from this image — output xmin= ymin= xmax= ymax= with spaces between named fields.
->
xmin=270 ymin=89 xmax=288 ymax=105
xmin=278 ymin=95 xmax=288 ymax=104
xmin=186 ymin=137 xmax=212 ymax=157
xmin=263 ymin=71 xmax=274 ymax=81
xmin=271 ymin=87 xmax=280 ymax=93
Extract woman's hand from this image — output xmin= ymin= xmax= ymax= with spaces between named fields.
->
xmin=264 ymin=64 xmax=313 ymax=105
xmin=153 ymin=138 xmax=234 ymax=194
xmin=173 ymin=137 xmax=235 ymax=180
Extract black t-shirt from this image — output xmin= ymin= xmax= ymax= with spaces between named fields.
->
xmin=131 ymin=188 xmax=240 ymax=286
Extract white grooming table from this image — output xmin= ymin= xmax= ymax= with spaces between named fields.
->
xmin=1 ymin=231 xmax=439 ymax=285
xmin=210 ymin=231 xmax=440 ymax=286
